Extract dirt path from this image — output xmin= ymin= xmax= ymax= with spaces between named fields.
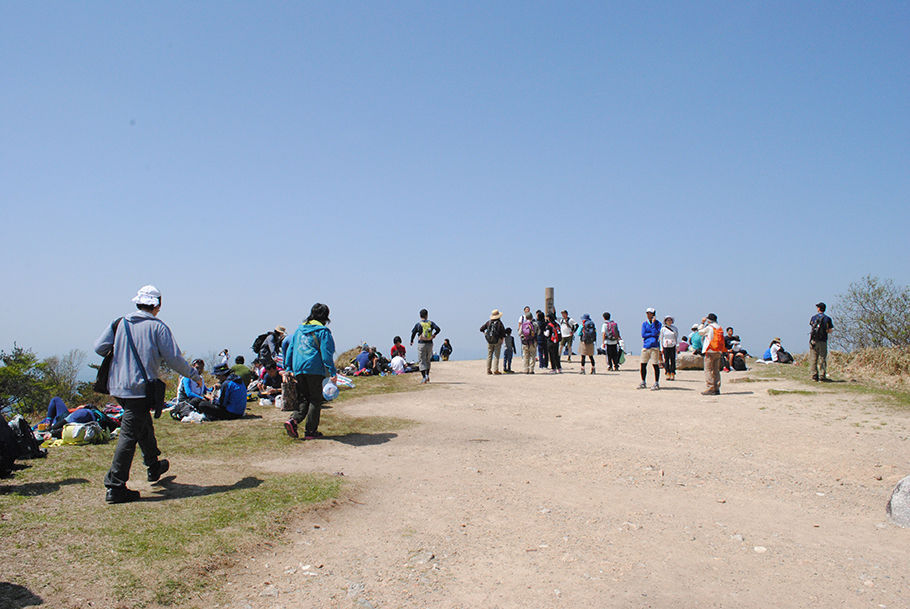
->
xmin=213 ymin=358 xmax=909 ymax=608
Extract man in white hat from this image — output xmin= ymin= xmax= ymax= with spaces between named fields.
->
xmin=480 ymin=309 xmax=506 ymax=375
xmin=94 ymin=285 xmax=202 ymax=504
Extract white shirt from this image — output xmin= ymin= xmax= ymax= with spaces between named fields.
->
xmin=390 ymin=355 xmax=406 ymax=373
xmin=769 ymin=343 xmax=781 ymax=362
xmin=660 ymin=324 xmax=679 ymax=348
xmin=560 ymin=317 xmax=576 ymax=338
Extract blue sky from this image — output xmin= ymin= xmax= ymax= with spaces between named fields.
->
xmin=2 ymin=1 xmax=908 ymax=366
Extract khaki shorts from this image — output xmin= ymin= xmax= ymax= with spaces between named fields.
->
xmin=641 ymin=348 xmax=660 ymax=365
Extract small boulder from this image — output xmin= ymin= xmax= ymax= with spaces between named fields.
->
xmin=677 ymin=353 xmax=704 ymax=370
xmin=886 ymin=475 xmax=910 ymax=527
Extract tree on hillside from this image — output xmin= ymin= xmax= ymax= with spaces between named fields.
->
xmin=0 ymin=345 xmax=52 ymax=413
xmin=833 ymin=275 xmax=910 ymax=351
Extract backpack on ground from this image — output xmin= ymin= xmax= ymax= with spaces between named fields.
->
xmin=519 ymin=318 xmax=535 ymax=343
xmin=732 ymin=355 xmax=747 ymax=371
xmin=810 ymin=316 xmax=829 ymax=343
xmin=777 ymin=349 xmax=794 ymax=364
xmin=7 ymin=415 xmax=47 ymax=459
xmin=0 ymin=413 xmax=19 ymax=477
xmin=484 ymin=320 xmax=502 ymax=344
xmin=251 ymin=332 xmax=270 ymax=354
xmin=581 ymin=319 xmax=596 ymax=344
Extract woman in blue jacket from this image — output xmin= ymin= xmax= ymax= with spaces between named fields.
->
xmin=282 ymin=303 xmax=337 ymax=440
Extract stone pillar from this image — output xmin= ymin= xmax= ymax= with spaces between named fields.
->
xmin=545 ymin=287 xmax=555 ymax=316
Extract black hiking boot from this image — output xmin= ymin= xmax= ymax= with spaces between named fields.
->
xmin=147 ymin=459 xmax=170 ymax=483
xmin=106 ymin=487 xmax=141 ymax=504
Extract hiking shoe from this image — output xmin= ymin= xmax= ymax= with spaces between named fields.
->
xmin=820 ymin=376 xmax=832 ymax=382
xmin=493 ymin=370 xmax=502 ymax=375
xmin=580 ymin=369 xmax=585 ymax=375
xmin=637 ymin=382 xmax=647 ymax=389
xmin=651 ymin=383 xmax=660 ymax=391
xmin=811 ymin=375 xmax=819 ymax=381
xmin=701 ymin=390 xmax=719 ymax=396
xmin=487 ymin=370 xmax=493 ymax=375
xmin=105 ymin=487 xmax=140 ymax=504
xmin=147 ymin=458 xmax=169 ymax=483
xmin=284 ymin=419 xmax=299 ymax=439
xmin=304 ymin=431 xmax=324 ymax=440
xmin=590 ymin=369 xmax=596 ymax=375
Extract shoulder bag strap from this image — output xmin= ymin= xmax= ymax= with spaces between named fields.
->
xmin=122 ymin=318 xmax=150 ymax=387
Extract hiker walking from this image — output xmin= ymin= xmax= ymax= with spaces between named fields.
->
xmin=545 ymin=312 xmax=563 ymax=373
xmin=93 ymin=285 xmax=199 ymax=504
xmin=638 ymin=307 xmax=662 ymax=390
xmin=577 ymin=313 xmax=597 ymax=374
xmin=809 ymin=301 xmax=834 ymax=381
xmin=518 ymin=311 xmax=538 ymax=374
xmin=601 ymin=312 xmax=622 ymax=371
xmin=699 ymin=313 xmax=725 ymax=395
xmin=410 ymin=308 xmax=441 ymax=383
xmin=559 ymin=310 xmax=577 ymax=362
xmin=282 ymin=303 xmax=336 ymax=440
xmin=480 ymin=309 xmax=506 ymax=375
xmin=660 ymin=315 xmax=679 ymax=381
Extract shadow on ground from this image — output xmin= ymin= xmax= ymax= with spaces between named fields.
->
xmin=328 ymin=432 xmax=397 ymax=447
xmin=145 ymin=475 xmax=263 ymax=501
xmin=0 ymin=478 xmax=88 ymax=497
xmin=0 ymin=582 xmax=43 ymax=609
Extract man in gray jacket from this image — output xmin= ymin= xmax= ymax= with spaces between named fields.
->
xmin=94 ymin=285 xmax=201 ymax=504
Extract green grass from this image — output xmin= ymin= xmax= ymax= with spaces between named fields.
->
xmin=767 ymin=388 xmax=817 ymax=396
xmin=0 ymin=372 xmax=420 ymax=607
xmin=751 ymin=360 xmax=910 ymax=409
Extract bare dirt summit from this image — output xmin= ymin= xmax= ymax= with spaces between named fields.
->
xmin=213 ymin=358 xmax=909 ymax=608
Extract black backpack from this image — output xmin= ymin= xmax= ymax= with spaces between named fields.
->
xmin=810 ymin=316 xmax=829 ymax=343
xmin=0 ymin=412 xmax=18 ymax=477
xmin=732 ymin=354 xmax=747 ymax=371
xmin=777 ymin=349 xmax=794 ymax=364
xmin=484 ymin=320 xmax=502 ymax=344
xmin=251 ymin=332 xmax=271 ymax=354
xmin=7 ymin=415 xmax=47 ymax=459
xmin=581 ymin=319 xmax=596 ymax=344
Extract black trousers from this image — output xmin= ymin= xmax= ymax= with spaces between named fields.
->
xmin=104 ymin=396 xmax=161 ymax=489
xmin=194 ymin=401 xmax=242 ymax=421
xmin=291 ymin=374 xmax=325 ymax=435
xmin=547 ymin=341 xmax=561 ymax=370
xmin=663 ymin=347 xmax=677 ymax=374
xmin=606 ymin=344 xmax=620 ymax=368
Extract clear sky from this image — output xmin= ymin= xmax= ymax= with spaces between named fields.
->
xmin=2 ymin=1 xmax=908 ymax=366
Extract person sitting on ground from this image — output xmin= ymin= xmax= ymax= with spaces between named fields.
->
xmin=177 ymin=359 xmax=213 ymax=403
xmin=391 ymin=336 xmax=406 ymax=359
xmin=218 ymin=349 xmax=229 ymax=367
xmin=688 ymin=324 xmax=704 ymax=355
xmin=354 ymin=345 xmax=373 ymax=374
xmin=678 ymin=335 xmax=690 ymax=352
xmin=195 ymin=364 xmax=247 ymax=420
xmin=231 ymin=355 xmax=254 ymax=386
xmin=389 ymin=353 xmax=407 ymax=374
xmin=440 ymin=338 xmax=453 ymax=361
xmin=257 ymin=363 xmax=283 ymax=400
xmin=723 ymin=327 xmax=737 ymax=371
xmin=763 ymin=338 xmax=782 ymax=362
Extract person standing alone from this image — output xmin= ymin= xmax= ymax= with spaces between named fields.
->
xmin=94 ymin=285 xmax=201 ymax=504
xmin=410 ymin=308 xmax=441 ymax=383
xmin=601 ymin=312 xmax=622 ymax=371
xmin=809 ymin=302 xmax=834 ymax=381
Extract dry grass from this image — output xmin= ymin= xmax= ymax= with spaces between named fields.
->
xmin=827 ymin=346 xmax=910 ymax=387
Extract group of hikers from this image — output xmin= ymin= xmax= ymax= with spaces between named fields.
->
xmin=477 ymin=303 xmax=831 ymax=395
xmin=89 ymin=284 xmax=834 ymax=505
xmin=347 ymin=334 xmax=454 ymax=377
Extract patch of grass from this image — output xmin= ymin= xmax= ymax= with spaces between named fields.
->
xmin=768 ymin=388 xmax=817 ymax=396
xmin=728 ymin=377 xmax=772 ymax=383
xmin=751 ymin=361 xmax=910 ymax=409
xmin=1 ymin=369 xmax=422 ymax=607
